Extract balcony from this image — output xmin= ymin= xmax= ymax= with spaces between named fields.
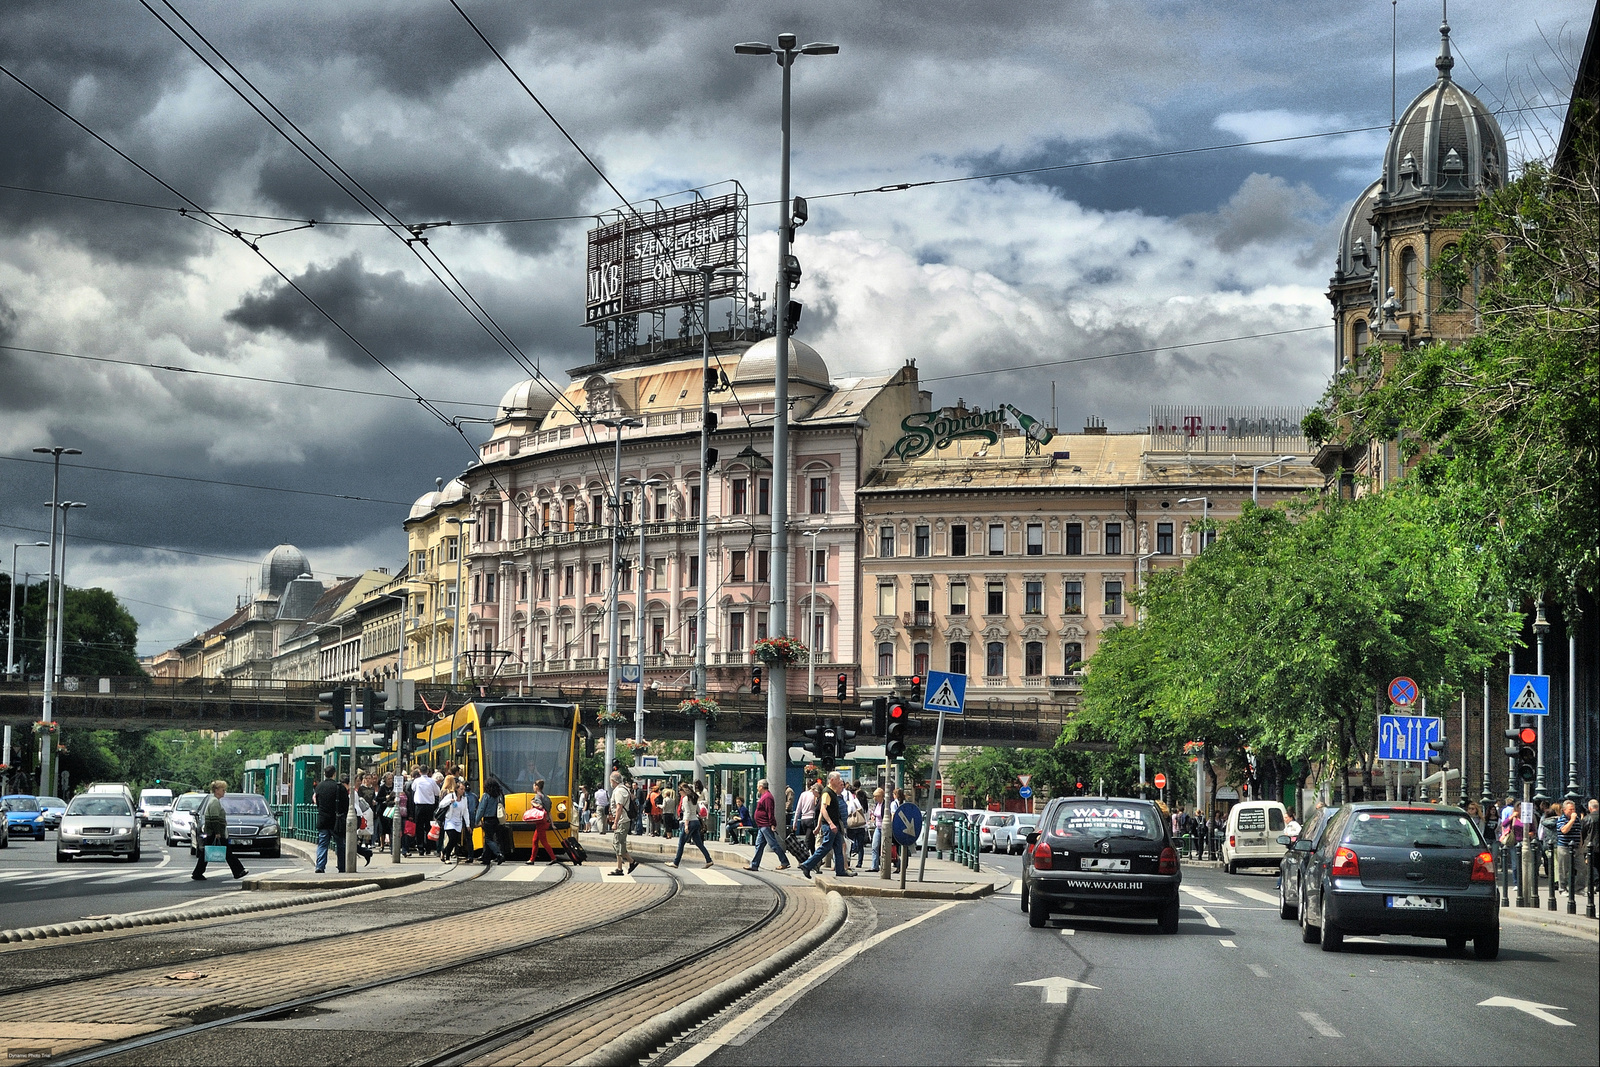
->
xmin=1048 ymin=672 xmax=1085 ymax=691
xmin=903 ymin=610 xmax=935 ymax=630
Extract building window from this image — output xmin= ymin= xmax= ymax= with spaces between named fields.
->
xmin=915 ymin=524 xmax=931 ymax=557
xmin=487 ymin=509 xmax=498 ymax=542
xmin=811 ymin=612 xmax=826 ymax=653
xmin=619 ymin=621 xmax=630 ymax=661
xmin=562 ymin=565 xmax=574 ymax=597
xmin=729 ymin=612 xmax=746 ymax=654
xmin=1351 ymin=320 xmax=1369 ymax=367
xmin=1105 ymin=580 xmax=1123 ymax=615
xmin=1064 ymin=642 xmax=1083 ymax=668
xmin=1024 ymin=580 xmax=1043 ymax=615
xmin=1105 ymin=522 xmax=1122 ymax=555
xmin=810 ymin=477 xmax=828 ymax=514
xmin=446 ymin=536 xmax=459 ymax=562
xmin=988 ymin=523 xmax=1005 ymax=556
xmin=755 ymin=611 xmax=768 ymax=641
xmin=913 ymin=582 xmax=931 ymax=614
xmin=446 ymin=583 xmax=457 ymax=608
xmin=589 ymin=562 xmax=603 ymax=595
xmin=877 ymin=583 xmax=896 ymax=617
xmin=1156 ymin=522 xmax=1173 ymax=555
xmin=1024 ymin=641 xmax=1044 ymax=677
xmin=540 ymin=568 xmax=550 ymax=599
xmin=1026 ymin=523 xmax=1043 ymax=556
xmin=1063 ymin=580 xmax=1083 ymax=614
xmin=540 ymin=502 xmax=550 ymax=531
xmin=621 ymin=495 xmax=634 ymax=525
xmin=879 ymin=526 xmax=895 ymax=558
xmin=949 ymin=581 xmax=967 ymax=616
xmin=731 ymin=478 xmax=747 ymax=516
xmin=655 ymin=495 xmax=668 ymax=521
xmin=950 ymin=524 xmax=967 ymax=557
xmin=485 ymin=572 xmax=496 ymax=602
xmin=810 ymin=549 xmax=827 ymax=584
xmin=518 ymin=570 xmax=528 ymax=599
xmin=985 ymin=641 xmax=1005 ymax=678
xmin=619 ymin=564 xmax=631 ymax=593
xmin=652 ymin=620 xmax=665 ymax=655
xmin=949 ymin=641 xmax=967 ymax=676
xmin=913 ymin=641 xmax=930 ymax=677
xmin=473 ymin=573 xmax=482 ymax=603
xmin=686 ymin=617 xmax=697 ymax=652
xmin=589 ymin=627 xmax=601 ymax=658
xmin=565 ymin=500 xmax=576 ymax=530
xmin=652 ymin=557 xmax=666 ymax=590
xmin=690 ymin=486 xmax=701 ymax=519
xmin=730 ymin=550 xmax=747 ymax=582
xmin=758 ymin=477 xmax=770 ymax=515
xmin=986 ymin=581 xmax=1005 ymax=616
xmin=1401 ymin=246 xmax=1419 ymax=312
xmin=878 ymin=641 xmax=895 ymax=677
xmin=688 ymin=555 xmax=699 ymax=589
xmin=591 ymin=493 xmax=604 ymax=528
xmin=1065 ymin=523 xmax=1082 ymax=555
xmin=757 ymin=549 xmax=770 ymax=583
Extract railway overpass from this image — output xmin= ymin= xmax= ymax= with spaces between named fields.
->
xmin=0 ymin=676 xmax=1094 ymax=750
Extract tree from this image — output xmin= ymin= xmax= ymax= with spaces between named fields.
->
xmin=1 ymin=579 xmax=143 ymax=677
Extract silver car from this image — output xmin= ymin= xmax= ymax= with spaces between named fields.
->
xmin=57 ymin=793 xmax=141 ymax=862
xmin=163 ymin=791 xmax=206 ymax=848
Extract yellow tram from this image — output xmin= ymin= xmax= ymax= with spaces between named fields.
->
xmin=377 ymin=699 xmax=582 ymax=857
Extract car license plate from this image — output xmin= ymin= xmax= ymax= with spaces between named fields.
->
xmin=1080 ymin=857 xmax=1130 ymax=872
xmin=230 ymin=839 xmax=250 ymax=847
xmin=1386 ymin=895 xmax=1446 ymax=910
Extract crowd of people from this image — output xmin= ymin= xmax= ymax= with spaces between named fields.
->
xmin=1493 ymin=795 xmax=1599 ymax=895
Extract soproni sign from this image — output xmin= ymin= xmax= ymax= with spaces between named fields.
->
xmin=585 ymin=191 xmax=745 ymax=325
xmin=891 ymin=404 xmax=1053 ymax=460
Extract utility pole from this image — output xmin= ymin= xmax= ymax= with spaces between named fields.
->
xmin=445 ymin=515 xmax=476 ymax=686
xmin=33 ymin=445 xmax=79 ymax=797
xmin=598 ymin=418 xmax=640 ymax=773
xmin=625 ymin=478 xmax=664 ymax=751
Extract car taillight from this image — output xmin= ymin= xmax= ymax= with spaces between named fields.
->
xmin=1031 ymin=841 xmax=1053 ymax=870
xmin=1158 ymin=846 xmax=1177 ymax=875
xmin=1229 ymin=835 xmax=1236 ymax=848
xmin=1331 ymin=846 xmax=1359 ymax=878
xmin=1470 ymin=851 xmax=1495 ymax=882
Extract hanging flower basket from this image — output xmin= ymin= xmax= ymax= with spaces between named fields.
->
xmin=677 ymin=698 xmax=721 ymax=722
xmin=31 ymin=720 xmax=58 ymax=736
xmin=595 ymin=709 xmax=628 ymax=727
xmin=752 ymin=636 xmax=809 ymax=667
xmin=621 ymin=738 xmax=651 ymax=752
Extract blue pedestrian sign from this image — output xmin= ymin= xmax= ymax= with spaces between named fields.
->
xmin=892 ymin=803 xmax=923 ymax=847
xmin=1508 ymin=674 xmax=1550 ymax=717
xmin=923 ymin=670 xmax=967 ymax=716
xmin=1378 ymin=714 xmax=1442 ymax=763
xmin=1019 ymin=785 xmax=1033 ymax=799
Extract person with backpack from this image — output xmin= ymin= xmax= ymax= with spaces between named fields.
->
xmin=668 ymin=783 xmax=714 ymax=869
xmin=478 ymin=781 xmax=507 ymax=866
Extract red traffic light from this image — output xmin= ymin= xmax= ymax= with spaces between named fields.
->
xmin=888 ymin=703 xmax=905 ymax=720
xmin=1518 ymin=726 xmax=1537 ymax=744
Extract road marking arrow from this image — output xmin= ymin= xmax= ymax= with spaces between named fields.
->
xmin=1477 ymin=996 xmax=1574 ymax=1026
xmin=1016 ymin=977 xmax=1099 ymax=1003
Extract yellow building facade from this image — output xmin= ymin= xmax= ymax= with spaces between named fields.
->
xmin=401 ymin=479 xmax=470 ymax=684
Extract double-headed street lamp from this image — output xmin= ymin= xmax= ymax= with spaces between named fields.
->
xmin=622 ymin=476 xmax=665 ymax=750
xmin=7 ymin=542 xmax=49 ymax=677
xmin=735 ymin=31 xmax=837 ymax=823
xmin=598 ymin=416 xmax=642 ymax=772
xmin=444 ymin=515 xmax=477 ymax=686
xmin=1249 ymin=456 xmax=1297 ymax=503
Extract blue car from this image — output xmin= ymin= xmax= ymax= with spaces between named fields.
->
xmin=3 ymin=795 xmax=48 ymax=840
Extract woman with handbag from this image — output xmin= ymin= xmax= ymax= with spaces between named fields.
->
xmin=668 ymin=784 xmax=714 ymax=869
xmin=191 ymin=779 xmax=246 ymax=881
xmin=661 ymin=783 xmax=679 ymax=838
xmin=438 ymin=780 xmax=469 ymax=863
xmin=524 ymin=779 xmax=561 ymax=864
xmin=846 ymin=787 xmax=869 ymax=867
xmin=478 ymin=781 xmax=507 ymax=866
xmin=353 ymin=788 xmax=375 ymax=867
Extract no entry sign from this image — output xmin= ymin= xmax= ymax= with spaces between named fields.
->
xmin=1153 ymin=772 xmax=1167 ymax=789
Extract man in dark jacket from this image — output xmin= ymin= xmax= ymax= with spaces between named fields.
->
xmin=314 ymin=765 xmax=350 ymax=873
xmin=744 ymin=779 xmax=790 ymax=872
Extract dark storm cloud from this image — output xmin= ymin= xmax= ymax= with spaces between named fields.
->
xmin=223 ymin=252 xmax=587 ymax=368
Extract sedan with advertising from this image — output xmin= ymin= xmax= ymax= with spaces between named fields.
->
xmin=1022 ymin=797 xmax=1182 ymax=933
xmin=219 ymin=793 xmax=282 ymax=857
xmin=57 ymin=793 xmax=141 ymax=861
xmin=3 ymin=795 xmax=48 ymax=840
xmin=1299 ymin=803 xmax=1498 ymax=958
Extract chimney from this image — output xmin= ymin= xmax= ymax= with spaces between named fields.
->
xmin=1083 ymin=415 xmax=1107 ymax=435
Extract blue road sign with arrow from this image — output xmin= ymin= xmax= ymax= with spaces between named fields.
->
xmin=923 ymin=670 xmax=967 ymax=716
xmin=1508 ymin=674 xmax=1550 ymax=717
xmin=1378 ymin=714 xmax=1442 ymax=762
xmin=892 ymin=803 xmax=923 ymax=847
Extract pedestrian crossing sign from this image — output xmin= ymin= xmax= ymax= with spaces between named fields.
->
xmin=923 ymin=670 xmax=967 ymax=715
xmin=1508 ymin=674 xmax=1550 ymax=716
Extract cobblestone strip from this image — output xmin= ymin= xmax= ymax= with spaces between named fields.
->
xmin=473 ymin=886 xmax=835 ymax=1067
xmin=0 ymin=883 xmax=381 ymax=945
xmin=0 ymin=881 xmax=665 ymax=1050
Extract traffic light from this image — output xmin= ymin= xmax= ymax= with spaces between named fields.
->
xmin=705 ymin=412 xmax=718 ymax=434
xmin=803 ymin=719 xmax=839 ymax=770
xmin=1424 ymin=738 xmax=1446 ymax=769
xmin=317 ymin=688 xmax=347 ymax=727
xmin=1075 ymin=779 xmax=1085 ymax=794
xmin=1514 ymin=725 xmax=1538 ymax=782
xmin=751 ymin=664 xmax=763 ymax=697
xmin=886 ymin=701 xmax=908 ymax=758
xmin=860 ymin=696 xmax=887 ymax=737
xmin=909 ymin=675 xmax=923 ymax=702
xmin=837 ymin=673 xmax=849 ymax=704
xmin=837 ymin=722 xmax=857 ymax=763
xmin=1503 ymin=727 xmax=1524 ymax=759
xmin=378 ymin=715 xmax=398 ymax=750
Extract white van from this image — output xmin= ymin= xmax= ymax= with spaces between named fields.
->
xmin=137 ymin=787 xmax=175 ymax=827
xmin=1221 ymin=801 xmax=1289 ymax=874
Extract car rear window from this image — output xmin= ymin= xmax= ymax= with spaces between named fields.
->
xmin=67 ymin=797 xmax=134 ymax=817
xmin=1237 ymin=807 xmax=1266 ymax=832
xmin=1048 ymin=802 xmax=1161 ymax=840
xmin=222 ymin=795 xmax=271 ymax=816
xmin=1344 ymin=809 xmax=1482 ymax=848
xmin=39 ymin=797 xmax=65 ymax=808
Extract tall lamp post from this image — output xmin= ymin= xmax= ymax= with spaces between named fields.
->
xmin=33 ymin=446 xmax=79 ymax=797
xmin=598 ymin=417 xmax=641 ymax=774
xmin=444 ymin=515 xmax=476 ymax=686
xmin=735 ymin=31 xmax=838 ymax=827
xmin=8 ymin=542 xmax=48 ymax=677
xmin=802 ymin=527 xmax=822 ymax=702
xmin=1176 ymin=496 xmax=1211 ymax=554
xmin=1249 ymin=456 xmax=1296 ymax=504
xmin=623 ymin=477 xmax=664 ymax=752
xmin=1532 ymin=601 xmax=1555 ymax=911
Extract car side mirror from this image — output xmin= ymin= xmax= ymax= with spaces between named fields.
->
xmin=1292 ymin=839 xmax=1316 ymax=852
xmin=1276 ymin=834 xmax=1293 ymax=846
xmin=1025 ymin=831 xmax=1039 ymax=846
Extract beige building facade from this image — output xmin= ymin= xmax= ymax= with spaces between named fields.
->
xmin=402 ymin=478 xmax=470 ymax=684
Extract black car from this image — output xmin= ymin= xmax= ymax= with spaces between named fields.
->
xmin=1277 ymin=805 xmax=1340 ymax=919
xmin=1299 ymin=802 xmax=1498 ymax=958
xmin=1021 ymin=797 xmax=1181 ymax=933
xmin=206 ymin=793 xmax=282 ymax=858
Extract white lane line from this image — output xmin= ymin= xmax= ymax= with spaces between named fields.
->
xmin=1218 ymin=939 xmax=1237 ymax=948
xmin=1299 ymin=1011 xmax=1342 ymax=1038
xmin=1346 ymin=936 xmax=1384 ymax=943
xmin=1060 ymin=928 xmax=1076 ymax=936
xmin=1248 ymin=964 xmax=1269 ymax=978
xmin=682 ymin=866 xmax=741 ymax=886
xmin=1003 ymin=880 xmax=1021 ymax=895
xmin=1188 ymin=905 xmax=1222 ymax=929
xmin=1180 ymin=885 xmax=1231 ymax=905
xmin=1228 ymin=885 xmax=1279 ymax=905
xmin=667 ymin=900 xmax=964 ymax=1066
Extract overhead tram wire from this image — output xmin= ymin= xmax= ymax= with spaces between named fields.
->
xmin=0 ymin=519 xmax=352 ymax=578
xmin=0 ymin=453 xmax=414 ymax=507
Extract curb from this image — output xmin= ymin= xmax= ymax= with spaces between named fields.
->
xmin=573 ymin=889 xmax=848 ymax=1067
xmin=812 ymin=874 xmax=997 ymax=900
xmin=0 ymin=883 xmax=380 ymax=945
xmin=242 ymin=871 xmax=426 ymax=891
xmin=1499 ymin=906 xmax=1599 ymax=938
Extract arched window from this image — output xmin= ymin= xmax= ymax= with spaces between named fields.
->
xmin=1439 ymin=243 xmax=1462 ymax=309
xmin=913 ymin=642 xmax=930 ymax=677
xmin=877 ymin=641 xmax=895 ymax=677
xmin=949 ymin=642 xmax=967 ymax=676
xmin=1024 ymin=641 xmax=1044 ymax=677
xmin=1401 ymin=247 xmax=1419 ymax=312
xmin=985 ymin=641 xmax=1005 ymax=678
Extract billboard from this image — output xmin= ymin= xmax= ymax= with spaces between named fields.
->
xmin=585 ymin=189 xmax=746 ymax=325
xmin=1147 ymin=404 xmax=1309 ymax=452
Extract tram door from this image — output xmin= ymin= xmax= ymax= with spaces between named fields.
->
xmin=461 ymin=729 xmax=481 ymax=797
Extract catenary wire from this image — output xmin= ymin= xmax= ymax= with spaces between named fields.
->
xmin=0 ymin=453 xmax=414 ymax=507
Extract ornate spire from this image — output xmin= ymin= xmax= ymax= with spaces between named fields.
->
xmin=1435 ymin=13 xmax=1454 ymax=80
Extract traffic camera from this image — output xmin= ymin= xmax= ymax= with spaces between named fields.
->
xmin=781 ymin=254 xmax=802 ymax=288
xmin=788 ymin=195 xmax=808 ymax=242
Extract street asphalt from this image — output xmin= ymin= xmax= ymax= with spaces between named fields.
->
xmin=682 ymin=853 xmax=1599 ymax=1067
xmin=0 ymin=825 xmax=305 ymax=929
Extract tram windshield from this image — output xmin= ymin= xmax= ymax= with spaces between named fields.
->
xmin=484 ymin=726 xmax=571 ymax=795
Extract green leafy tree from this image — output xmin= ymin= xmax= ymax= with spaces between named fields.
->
xmin=0 ymin=579 xmax=142 ymax=677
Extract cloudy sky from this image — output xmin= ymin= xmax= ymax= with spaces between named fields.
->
xmin=0 ymin=0 xmax=1588 ymax=656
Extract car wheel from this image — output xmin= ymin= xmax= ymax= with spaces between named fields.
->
xmin=1319 ymin=914 xmax=1343 ymax=952
xmin=1300 ymin=889 xmax=1318 ymax=944
xmin=264 ymin=847 xmax=281 ymax=859
xmin=36 ymin=830 xmax=46 ymax=841
xmin=1027 ymin=889 xmax=1049 ymax=928
xmin=1278 ymin=877 xmax=1295 ymax=920
xmin=130 ymin=847 xmax=141 ymax=863
xmin=56 ymin=850 xmax=69 ymax=862
xmin=1225 ymin=858 xmax=1237 ymax=875
xmin=1445 ymin=935 xmax=1467 ymax=955
xmin=1019 ymin=878 xmax=1029 ymax=912
xmin=1472 ymin=925 xmax=1500 ymax=961
xmin=1158 ymin=897 xmax=1180 ymax=934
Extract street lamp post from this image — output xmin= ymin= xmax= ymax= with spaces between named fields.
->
xmin=598 ymin=417 xmax=641 ymax=773
xmin=1533 ymin=602 xmax=1555 ymax=911
xmin=53 ymin=503 xmax=86 ymax=695
xmin=7 ymin=542 xmax=48 ymax=677
xmin=735 ymin=31 xmax=838 ymax=828
xmin=445 ymin=516 xmax=476 ymax=687
xmin=32 ymin=446 xmax=79 ymax=797
xmin=1176 ymin=497 xmax=1211 ymax=554
xmin=623 ymin=477 xmax=664 ymax=752
xmin=1249 ymin=457 xmax=1296 ymax=504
